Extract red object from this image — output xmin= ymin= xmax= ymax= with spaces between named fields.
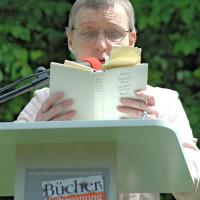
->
xmin=81 ymin=57 xmax=102 ymax=70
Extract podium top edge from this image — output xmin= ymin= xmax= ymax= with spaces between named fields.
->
xmin=0 ymin=119 xmax=174 ymax=131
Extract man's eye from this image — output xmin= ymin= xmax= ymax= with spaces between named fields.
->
xmin=81 ymin=31 xmax=97 ymax=39
xmin=106 ymin=30 xmax=123 ymax=40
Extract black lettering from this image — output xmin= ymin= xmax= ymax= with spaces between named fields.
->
xmin=74 ymin=180 xmax=78 ymax=193
xmin=65 ymin=184 xmax=74 ymax=194
xmin=55 ymin=181 xmax=65 ymax=196
xmin=94 ymin=181 xmax=103 ymax=191
xmin=43 ymin=183 xmax=54 ymax=197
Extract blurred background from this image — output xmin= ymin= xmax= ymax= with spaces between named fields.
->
xmin=0 ymin=0 xmax=199 ymax=199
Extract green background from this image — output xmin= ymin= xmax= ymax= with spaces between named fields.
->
xmin=0 ymin=0 xmax=199 ymax=199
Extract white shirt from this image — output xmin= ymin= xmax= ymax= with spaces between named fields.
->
xmin=17 ymin=86 xmax=200 ymax=200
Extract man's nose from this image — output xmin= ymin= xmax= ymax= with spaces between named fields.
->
xmin=94 ymin=32 xmax=108 ymax=52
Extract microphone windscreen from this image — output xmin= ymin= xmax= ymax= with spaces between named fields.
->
xmin=81 ymin=57 xmax=102 ymax=70
xmin=35 ymin=66 xmax=46 ymax=73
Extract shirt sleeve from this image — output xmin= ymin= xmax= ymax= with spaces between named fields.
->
xmin=16 ymin=87 xmax=49 ymax=122
xmin=153 ymin=87 xmax=200 ymax=199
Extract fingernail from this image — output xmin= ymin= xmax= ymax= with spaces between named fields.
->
xmin=62 ymin=99 xmax=73 ymax=106
xmin=117 ymin=106 xmax=121 ymax=111
xmin=135 ymin=90 xmax=141 ymax=95
xmin=72 ymin=110 xmax=77 ymax=115
xmin=68 ymin=99 xmax=74 ymax=105
xmin=120 ymin=98 xmax=128 ymax=104
xmin=57 ymin=92 xmax=64 ymax=97
xmin=51 ymin=91 xmax=64 ymax=97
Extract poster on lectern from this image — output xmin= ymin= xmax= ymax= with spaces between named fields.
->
xmin=24 ymin=168 xmax=110 ymax=200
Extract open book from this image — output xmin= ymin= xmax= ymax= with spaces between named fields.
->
xmin=50 ymin=46 xmax=148 ymax=120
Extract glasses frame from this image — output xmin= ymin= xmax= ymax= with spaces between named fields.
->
xmin=72 ymin=25 xmax=132 ymax=44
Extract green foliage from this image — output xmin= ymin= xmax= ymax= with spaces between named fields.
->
xmin=0 ymin=0 xmax=72 ymax=121
xmin=132 ymin=0 xmax=200 ymax=145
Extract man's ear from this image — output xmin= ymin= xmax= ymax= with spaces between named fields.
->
xmin=67 ymin=32 xmax=73 ymax=50
xmin=129 ymin=32 xmax=137 ymax=46
xmin=67 ymin=32 xmax=76 ymax=56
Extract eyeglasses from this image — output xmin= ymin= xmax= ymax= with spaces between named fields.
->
xmin=72 ymin=25 xmax=131 ymax=43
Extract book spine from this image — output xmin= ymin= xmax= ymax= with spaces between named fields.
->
xmin=93 ymin=72 xmax=104 ymax=120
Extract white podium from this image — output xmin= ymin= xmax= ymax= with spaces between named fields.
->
xmin=0 ymin=119 xmax=194 ymax=200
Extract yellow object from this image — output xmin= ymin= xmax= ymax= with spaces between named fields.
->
xmin=103 ymin=46 xmax=142 ymax=69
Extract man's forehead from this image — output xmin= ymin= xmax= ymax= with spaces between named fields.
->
xmin=74 ymin=5 xmax=128 ymax=26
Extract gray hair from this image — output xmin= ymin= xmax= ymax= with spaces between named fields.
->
xmin=66 ymin=0 xmax=136 ymax=35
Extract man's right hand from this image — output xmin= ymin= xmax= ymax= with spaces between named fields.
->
xmin=36 ymin=92 xmax=76 ymax=121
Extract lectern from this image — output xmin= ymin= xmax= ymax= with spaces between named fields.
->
xmin=0 ymin=119 xmax=194 ymax=200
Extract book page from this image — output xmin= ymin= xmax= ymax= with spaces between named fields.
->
xmin=102 ymin=64 xmax=148 ymax=119
xmin=103 ymin=46 xmax=141 ymax=69
xmin=64 ymin=60 xmax=94 ymax=72
xmin=50 ymin=62 xmax=95 ymax=120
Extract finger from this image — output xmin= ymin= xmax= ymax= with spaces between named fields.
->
xmin=120 ymin=98 xmax=147 ymax=112
xmin=41 ymin=92 xmax=65 ymax=112
xmin=147 ymin=106 xmax=159 ymax=119
xmin=118 ymin=99 xmax=159 ymax=119
xmin=52 ymin=110 xmax=77 ymax=121
xmin=117 ymin=106 xmax=143 ymax=118
xmin=118 ymin=106 xmax=158 ymax=120
xmin=36 ymin=99 xmax=74 ymax=121
xmin=44 ymin=99 xmax=74 ymax=121
xmin=135 ymin=90 xmax=155 ymax=106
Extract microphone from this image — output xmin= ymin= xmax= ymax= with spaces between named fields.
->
xmin=80 ymin=57 xmax=102 ymax=70
xmin=35 ymin=66 xmax=47 ymax=73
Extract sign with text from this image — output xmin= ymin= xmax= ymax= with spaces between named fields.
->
xmin=42 ymin=175 xmax=105 ymax=200
xmin=24 ymin=168 xmax=110 ymax=200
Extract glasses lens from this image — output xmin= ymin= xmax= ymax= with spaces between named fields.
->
xmin=78 ymin=28 xmax=98 ymax=41
xmin=75 ymin=25 xmax=128 ymax=43
xmin=106 ymin=27 xmax=126 ymax=42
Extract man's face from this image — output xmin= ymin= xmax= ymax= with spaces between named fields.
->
xmin=68 ymin=4 xmax=136 ymax=63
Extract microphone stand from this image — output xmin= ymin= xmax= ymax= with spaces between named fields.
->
xmin=0 ymin=67 xmax=49 ymax=104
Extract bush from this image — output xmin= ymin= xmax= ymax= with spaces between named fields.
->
xmin=0 ymin=0 xmax=72 ymax=121
xmin=132 ymin=0 xmax=200 ymax=145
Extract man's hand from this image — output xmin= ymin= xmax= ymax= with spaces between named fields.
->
xmin=36 ymin=92 xmax=76 ymax=121
xmin=117 ymin=86 xmax=159 ymax=119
